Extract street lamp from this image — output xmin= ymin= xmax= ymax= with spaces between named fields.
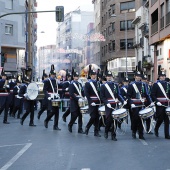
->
xmin=111 ymin=13 xmax=128 ymax=78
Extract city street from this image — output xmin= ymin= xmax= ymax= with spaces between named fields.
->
xmin=0 ymin=109 xmax=170 ymax=170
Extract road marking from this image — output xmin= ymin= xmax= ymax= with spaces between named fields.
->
xmin=139 ymin=139 xmax=148 ymax=145
xmin=81 ymin=169 xmax=91 ymax=170
xmin=0 ymin=143 xmax=32 ymax=170
xmin=0 ymin=143 xmax=27 ymax=148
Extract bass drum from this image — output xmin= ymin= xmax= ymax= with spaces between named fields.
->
xmin=26 ymin=83 xmax=39 ymax=100
xmin=36 ymin=82 xmax=44 ymax=100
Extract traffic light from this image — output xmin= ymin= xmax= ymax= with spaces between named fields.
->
xmin=55 ymin=6 xmax=64 ymax=22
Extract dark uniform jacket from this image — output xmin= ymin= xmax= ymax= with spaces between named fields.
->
xmin=84 ymin=79 xmax=100 ymax=114
xmin=127 ymin=81 xmax=152 ymax=106
xmin=69 ymin=80 xmax=84 ymax=112
xmin=62 ymin=80 xmax=71 ymax=99
xmin=151 ymin=80 xmax=170 ymax=106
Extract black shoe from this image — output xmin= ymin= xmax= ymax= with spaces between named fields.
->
xmin=29 ymin=123 xmax=36 ymax=127
xmin=94 ymin=132 xmax=101 ymax=137
xmin=132 ymin=132 xmax=136 ymax=139
xmin=78 ymin=129 xmax=85 ymax=134
xmin=62 ymin=116 xmax=66 ymax=122
xmin=139 ymin=135 xmax=145 ymax=140
xmin=3 ymin=121 xmax=10 ymax=124
xmin=49 ymin=119 xmax=53 ymax=121
xmin=154 ymin=129 xmax=159 ymax=137
xmin=146 ymin=131 xmax=153 ymax=134
xmin=104 ymin=133 xmax=108 ymax=139
xmin=111 ymin=136 xmax=117 ymax=141
xmin=68 ymin=125 xmax=72 ymax=133
xmin=20 ymin=119 xmax=24 ymax=125
xmin=44 ymin=120 xmax=48 ymax=128
xmin=53 ymin=126 xmax=61 ymax=130
xmin=37 ymin=114 xmax=40 ymax=119
xmin=85 ymin=127 xmax=89 ymax=135
xmin=165 ymin=136 xmax=170 ymax=139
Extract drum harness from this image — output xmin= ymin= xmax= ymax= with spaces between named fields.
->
xmin=132 ymin=83 xmax=155 ymax=133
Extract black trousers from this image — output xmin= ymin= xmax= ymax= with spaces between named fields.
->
xmin=155 ymin=106 xmax=169 ymax=137
xmin=38 ymin=106 xmax=48 ymax=117
xmin=45 ymin=106 xmax=59 ymax=127
xmin=68 ymin=108 xmax=82 ymax=129
xmin=12 ymin=100 xmax=23 ymax=118
xmin=86 ymin=106 xmax=100 ymax=133
xmin=21 ymin=100 xmax=35 ymax=124
xmin=131 ymin=107 xmax=143 ymax=135
xmin=63 ymin=107 xmax=70 ymax=118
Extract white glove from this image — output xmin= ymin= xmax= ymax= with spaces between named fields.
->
xmin=156 ymin=102 xmax=162 ymax=106
xmin=17 ymin=89 xmax=20 ymax=93
xmin=91 ymin=102 xmax=96 ymax=106
xmin=131 ymin=104 xmax=136 ymax=108
xmin=48 ymin=97 xmax=51 ymax=100
xmin=150 ymin=102 xmax=155 ymax=107
xmin=65 ymin=88 xmax=69 ymax=91
xmin=24 ymin=93 xmax=28 ymax=97
xmin=16 ymin=95 xmax=22 ymax=99
xmin=6 ymin=85 xmax=9 ymax=88
xmin=123 ymin=101 xmax=127 ymax=105
xmin=107 ymin=103 xmax=112 ymax=108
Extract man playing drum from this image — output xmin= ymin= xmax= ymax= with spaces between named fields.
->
xmin=43 ymin=65 xmax=61 ymax=130
xmin=151 ymin=71 xmax=170 ymax=139
xmin=100 ymin=71 xmax=126 ymax=141
xmin=127 ymin=71 xmax=153 ymax=140
xmin=84 ymin=70 xmax=101 ymax=137
xmin=68 ymin=71 xmax=85 ymax=134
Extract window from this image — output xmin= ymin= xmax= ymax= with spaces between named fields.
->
xmin=120 ymin=39 xmax=134 ymax=49
xmin=5 ymin=0 xmax=13 ymax=9
xmin=120 ymin=20 xmax=135 ymax=30
xmin=166 ymin=0 xmax=170 ymax=13
xmin=111 ymin=22 xmax=115 ymax=31
xmin=112 ymin=40 xmax=115 ymax=51
xmin=5 ymin=24 xmax=13 ymax=35
xmin=108 ymin=9 xmax=111 ymax=18
xmin=120 ymin=1 xmax=135 ymax=13
xmin=109 ymin=43 xmax=112 ymax=52
xmin=111 ymin=4 xmax=115 ymax=14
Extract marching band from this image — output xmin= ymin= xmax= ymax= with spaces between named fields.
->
xmin=1 ymin=64 xmax=170 ymax=141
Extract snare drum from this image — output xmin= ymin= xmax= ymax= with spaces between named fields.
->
xmin=98 ymin=106 xmax=105 ymax=116
xmin=62 ymin=99 xmax=70 ymax=108
xmin=51 ymin=99 xmax=61 ymax=107
xmin=112 ymin=108 xmax=127 ymax=119
xmin=139 ymin=108 xmax=154 ymax=119
xmin=78 ymin=98 xmax=86 ymax=108
xmin=80 ymin=105 xmax=89 ymax=114
xmin=166 ymin=107 xmax=170 ymax=116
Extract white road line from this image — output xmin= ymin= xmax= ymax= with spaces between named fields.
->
xmin=0 ymin=143 xmax=27 ymax=148
xmin=139 ymin=139 xmax=148 ymax=145
xmin=0 ymin=143 xmax=32 ymax=170
xmin=81 ymin=169 xmax=91 ymax=170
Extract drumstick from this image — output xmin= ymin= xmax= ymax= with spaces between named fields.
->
xmin=145 ymin=102 xmax=155 ymax=109
xmin=121 ymin=99 xmax=128 ymax=109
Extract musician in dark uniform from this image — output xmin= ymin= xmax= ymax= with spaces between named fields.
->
xmin=0 ymin=71 xmax=10 ymax=124
xmin=62 ymin=72 xmax=72 ymax=122
xmin=119 ymin=77 xmax=130 ymax=129
xmin=127 ymin=71 xmax=154 ymax=140
xmin=11 ymin=76 xmax=23 ymax=119
xmin=151 ymin=71 xmax=170 ymax=139
xmin=84 ymin=70 xmax=101 ymax=137
xmin=68 ymin=71 xmax=85 ymax=133
xmin=37 ymin=73 xmax=49 ymax=119
xmin=20 ymin=67 xmax=36 ymax=126
xmin=43 ymin=65 xmax=61 ymax=130
xmin=141 ymin=74 xmax=153 ymax=134
xmin=100 ymin=71 xmax=126 ymax=141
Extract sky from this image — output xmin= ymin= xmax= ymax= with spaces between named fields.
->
xmin=36 ymin=0 xmax=94 ymax=47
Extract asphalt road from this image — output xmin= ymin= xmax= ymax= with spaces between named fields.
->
xmin=0 ymin=109 xmax=170 ymax=170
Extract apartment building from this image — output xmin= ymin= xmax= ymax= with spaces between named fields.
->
xmin=149 ymin=0 xmax=170 ymax=80
xmin=100 ymin=0 xmax=136 ymax=78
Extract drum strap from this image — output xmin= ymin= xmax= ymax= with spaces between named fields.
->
xmin=48 ymin=78 xmax=59 ymax=94
xmin=73 ymin=83 xmax=82 ymax=97
xmin=157 ymin=82 xmax=169 ymax=100
xmin=89 ymin=82 xmax=101 ymax=102
xmin=132 ymin=83 xmax=142 ymax=101
xmin=123 ymin=87 xmax=127 ymax=93
xmin=105 ymin=83 xmax=116 ymax=101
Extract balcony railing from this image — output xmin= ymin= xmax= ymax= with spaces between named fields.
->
xmin=166 ymin=12 xmax=170 ymax=26
xmin=160 ymin=16 xmax=164 ymax=30
xmin=151 ymin=0 xmax=158 ymax=6
xmin=151 ymin=21 xmax=158 ymax=35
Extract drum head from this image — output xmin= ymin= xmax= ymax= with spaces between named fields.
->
xmin=112 ymin=108 xmax=126 ymax=115
xmin=99 ymin=106 xmax=105 ymax=111
xmin=139 ymin=108 xmax=152 ymax=115
xmin=81 ymin=105 xmax=89 ymax=110
xmin=27 ymin=83 xmax=39 ymax=100
xmin=166 ymin=107 xmax=170 ymax=112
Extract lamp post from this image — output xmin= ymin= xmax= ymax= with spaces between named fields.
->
xmin=111 ymin=13 xmax=128 ymax=78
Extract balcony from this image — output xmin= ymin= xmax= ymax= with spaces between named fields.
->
xmin=151 ymin=21 xmax=158 ymax=35
xmin=166 ymin=12 xmax=170 ymax=26
xmin=160 ymin=16 xmax=164 ymax=30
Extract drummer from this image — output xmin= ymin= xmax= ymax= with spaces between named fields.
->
xmin=126 ymin=71 xmax=154 ymax=140
xmin=100 ymin=70 xmax=126 ymax=141
xmin=151 ymin=71 xmax=170 ymax=139
xmin=43 ymin=65 xmax=61 ymax=130
xmin=20 ymin=67 xmax=36 ymax=126
xmin=84 ymin=70 xmax=101 ymax=137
